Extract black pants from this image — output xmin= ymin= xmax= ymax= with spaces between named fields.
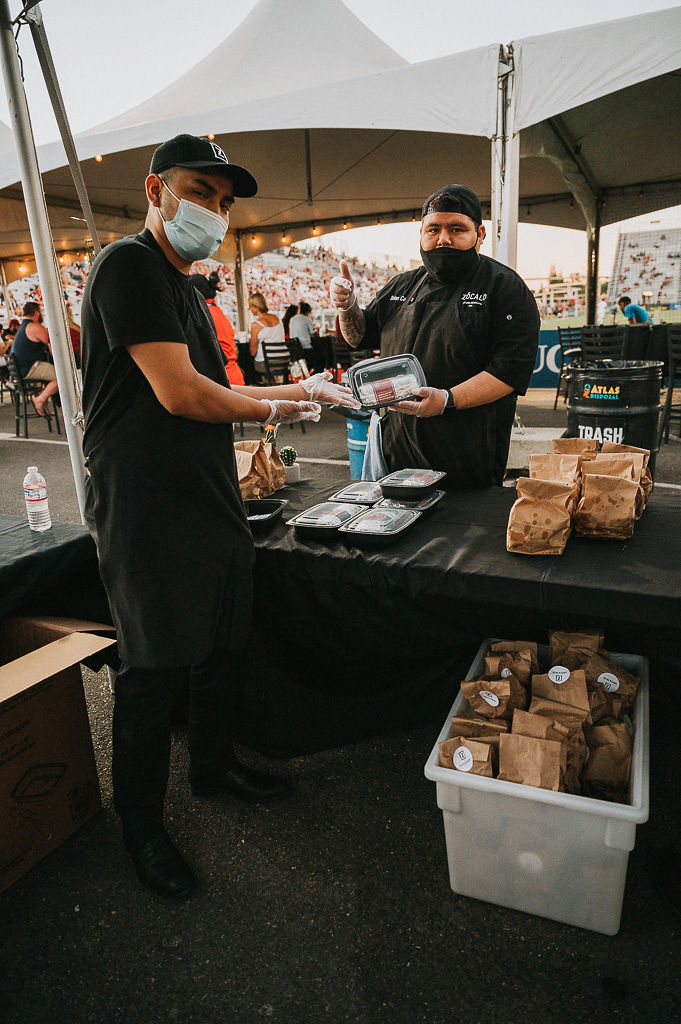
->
xmin=112 ymin=648 xmax=235 ymax=842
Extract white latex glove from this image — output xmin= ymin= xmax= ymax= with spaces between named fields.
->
xmin=389 ymin=387 xmax=449 ymax=418
xmin=263 ymin=399 xmax=322 ymax=425
xmin=300 ymin=371 xmax=361 ymax=409
xmin=329 ymin=259 xmax=356 ymax=311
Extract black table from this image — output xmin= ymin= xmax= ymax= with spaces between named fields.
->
xmin=0 ymin=514 xmax=110 ymax=623
xmin=240 ymin=477 xmax=681 ymax=755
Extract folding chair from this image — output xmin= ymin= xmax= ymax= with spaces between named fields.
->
xmin=658 ymin=325 xmax=681 ymax=445
xmin=579 ymin=326 xmax=626 ymax=361
xmin=554 ymin=327 xmax=582 ymax=409
xmin=7 ymin=353 xmax=61 ymax=438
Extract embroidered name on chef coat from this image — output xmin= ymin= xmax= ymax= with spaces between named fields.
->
xmin=461 ymin=292 xmax=488 ymax=307
xmin=390 ymin=294 xmax=407 ymax=302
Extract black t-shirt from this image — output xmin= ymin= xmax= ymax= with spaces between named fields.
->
xmin=80 ymin=229 xmax=253 ymax=668
xmin=361 ymin=256 xmax=540 ymax=487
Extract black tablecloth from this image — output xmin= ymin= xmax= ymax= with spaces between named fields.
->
xmin=0 ymin=515 xmax=111 ymax=623
xmin=239 ymin=478 xmax=681 ymax=755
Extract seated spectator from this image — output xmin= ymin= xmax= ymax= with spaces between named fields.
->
xmin=11 ymin=301 xmax=58 ymax=417
xmin=289 ymin=301 xmax=318 ymax=353
xmin=248 ymin=292 xmax=288 ymax=378
xmin=190 ymin=273 xmax=245 ymax=386
xmin=282 ymin=303 xmax=298 ymax=340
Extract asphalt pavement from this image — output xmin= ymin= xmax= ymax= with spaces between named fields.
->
xmin=1 ymin=389 xmax=680 ymax=1024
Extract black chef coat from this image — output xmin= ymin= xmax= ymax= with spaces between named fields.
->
xmin=362 ymin=255 xmax=540 ymax=488
xmin=81 ymin=229 xmax=254 ymax=669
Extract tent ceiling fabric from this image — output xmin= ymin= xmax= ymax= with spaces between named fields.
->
xmin=93 ymin=0 xmax=407 ymax=131
xmin=513 ymin=7 xmax=681 ymax=131
xmin=0 ymin=4 xmax=679 ymax=266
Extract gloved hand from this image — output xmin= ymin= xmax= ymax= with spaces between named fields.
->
xmin=329 ymin=259 xmax=356 ymax=310
xmin=389 ymin=387 xmax=449 ymax=418
xmin=300 ymin=371 xmax=361 ymax=408
xmin=263 ymin=399 xmax=322 ymax=425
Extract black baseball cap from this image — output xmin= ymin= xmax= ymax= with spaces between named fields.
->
xmin=150 ymin=134 xmax=258 ymax=198
xmin=422 ymin=184 xmax=482 ymax=227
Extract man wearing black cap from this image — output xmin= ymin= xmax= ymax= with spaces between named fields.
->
xmin=81 ymin=134 xmax=356 ymax=897
xmin=330 ymin=184 xmax=540 ymax=487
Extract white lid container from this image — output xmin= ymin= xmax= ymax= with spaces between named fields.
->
xmin=424 ymin=639 xmax=649 ymax=935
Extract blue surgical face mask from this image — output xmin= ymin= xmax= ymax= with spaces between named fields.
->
xmin=159 ymin=179 xmax=227 ymax=261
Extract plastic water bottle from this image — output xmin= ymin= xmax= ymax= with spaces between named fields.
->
xmin=23 ymin=466 xmax=52 ymax=532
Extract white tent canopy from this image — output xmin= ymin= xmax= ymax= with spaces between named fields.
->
xmin=94 ymin=0 xmax=407 ymax=130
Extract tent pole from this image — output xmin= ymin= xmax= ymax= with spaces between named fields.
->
xmin=492 ymin=45 xmax=519 ymax=270
xmin=234 ymin=229 xmax=248 ymax=335
xmin=0 ymin=260 xmax=15 ymax=323
xmin=25 ymin=5 xmax=101 ymax=255
xmin=0 ymin=0 xmax=87 ymax=522
xmin=586 ymin=200 xmax=601 ymax=325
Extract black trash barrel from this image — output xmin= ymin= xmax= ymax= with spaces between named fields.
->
xmin=567 ymin=359 xmax=663 ymax=473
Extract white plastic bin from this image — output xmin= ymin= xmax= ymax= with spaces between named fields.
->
xmin=424 ymin=639 xmax=649 ymax=935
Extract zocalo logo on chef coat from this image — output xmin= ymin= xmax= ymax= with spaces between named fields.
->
xmin=461 ymin=292 xmax=487 ymax=307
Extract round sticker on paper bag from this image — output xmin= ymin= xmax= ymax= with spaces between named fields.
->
xmin=500 ymin=668 xmax=512 ymax=678
xmin=453 ymin=746 xmax=474 ymax=772
xmin=548 ymin=666 xmax=570 ymax=685
xmin=598 ymin=671 xmax=620 ymax=692
xmin=479 ymin=689 xmax=500 ymax=707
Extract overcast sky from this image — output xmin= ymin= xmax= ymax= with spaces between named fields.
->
xmin=3 ymin=0 xmax=680 ymax=280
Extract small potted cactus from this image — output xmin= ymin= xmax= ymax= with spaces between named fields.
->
xmin=279 ymin=444 xmax=301 ymax=483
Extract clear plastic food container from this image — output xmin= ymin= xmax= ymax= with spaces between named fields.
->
xmin=378 ymin=468 xmax=447 ymax=500
xmin=347 ymin=353 xmax=427 ymax=409
xmin=328 ymin=482 xmax=383 ymax=505
xmin=375 ymin=489 xmax=445 ymax=513
xmin=338 ymin=507 xmax=421 ymax=546
xmin=287 ymin=501 xmax=368 ymax=538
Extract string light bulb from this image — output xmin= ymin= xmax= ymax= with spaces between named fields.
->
xmin=18 ymin=265 xmax=26 ymax=274
xmin=569 ymin=198 xmax=575 ymax=210
xmin=207 ymin=134 xmax=215 ymax=141
xmin=342 ymin=221 xmax=348 ymax=230
xmin=281 ymin=234 xmax=287 ymax=244
xmin=94 ymin=154 xmax=103 ymax=163
xmin=526 ymin=207 xmax=531 ymax=217
xmin=251 ymin=234 xmax=256 ymax=244
xmin=59 ymin=255 xmax=64 ymax=264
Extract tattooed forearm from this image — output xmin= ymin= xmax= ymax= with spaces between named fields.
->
xmin=338 ymin=302 xmax=366 ymax=348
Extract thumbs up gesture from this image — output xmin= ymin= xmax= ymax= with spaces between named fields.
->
xmin=329 ymin=259 xmax=356 ymax=311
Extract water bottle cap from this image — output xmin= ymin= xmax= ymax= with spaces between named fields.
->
xmin=27 ymin=466 xmax=38 ymax=472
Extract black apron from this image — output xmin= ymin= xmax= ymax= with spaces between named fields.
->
xmin=379 ymin=268 xmax=516 ymax=489
xmin=85 ymin=282 xmax=254 ymax=670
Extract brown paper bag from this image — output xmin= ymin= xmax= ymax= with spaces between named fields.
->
xmin=588 ymin=688 xmax=625 ymax=724
xmin=439 ymin=736 xmax=496 ymax=776
xmin=601 ymin=441 xmax=652 ymax=503
xmin=498 ymin=733 xmax=562 ymax=791
xmin=532 ymin=668 xmax=591 ymax=722
xmin=529 ymin=454 xmax=581 ymax=511
xmin=460 ymin=676 xmax=525 ymax=720
xmin=506 ymin=478 xmax=574 ymax=556
xmin=482 ymin=654 xmax=529 ymax=708
xmin=489 ymin=640 xmax=539 ymax=678
xmin=553 ymin=437 xmax=599 ymax=457
xmin=582 ymin=453 xmax=646 ymax=517
xmin=234 ymin=440 xmax=286 ymax=499
xmin=528 ymin=695 xmax=589 ymax=730
xmin=583 ymin=723 xmax=633 ymax=801
xmin=450 ymin=715 xmax=509 ymax=750
xmin=574 ymin=473 xmax=639 ymax=540
xmin=511 ymin=709 xmax=568 ymax=771
xmin=548 ymin=628 xmax=603 ymax=670
xmin=583 ymin=653 xmax=640 ymax=711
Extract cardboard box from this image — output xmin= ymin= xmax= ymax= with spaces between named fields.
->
xmin=0 ymin=616 xmax=116 ymax=894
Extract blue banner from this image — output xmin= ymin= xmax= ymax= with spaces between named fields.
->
xmin=530 ymin=330 xmax=560 ymax=388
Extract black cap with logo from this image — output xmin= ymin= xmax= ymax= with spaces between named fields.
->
xmin=150 ymin=134 xmax=258 ymax=198
xmin=421 ymin=184 xmax=482 ymax=227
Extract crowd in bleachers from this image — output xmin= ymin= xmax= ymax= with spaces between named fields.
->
xmin=2 ymin=248 xmax=397 ymax=328
xmin=607 ymin=228 xmax=681 ymax=309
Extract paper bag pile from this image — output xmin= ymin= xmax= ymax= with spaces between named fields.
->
xmin=439 ymin=630 xmax=639 ymax=801
xmin=507 ymin=439 xmax=652 ymax=555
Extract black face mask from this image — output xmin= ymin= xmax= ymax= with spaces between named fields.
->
xmin=420 ymin=243 xmax=479 ymax=286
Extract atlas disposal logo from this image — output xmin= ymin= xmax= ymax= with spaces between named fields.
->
xmin=582 ymin=382 xmax=621 ymax=401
